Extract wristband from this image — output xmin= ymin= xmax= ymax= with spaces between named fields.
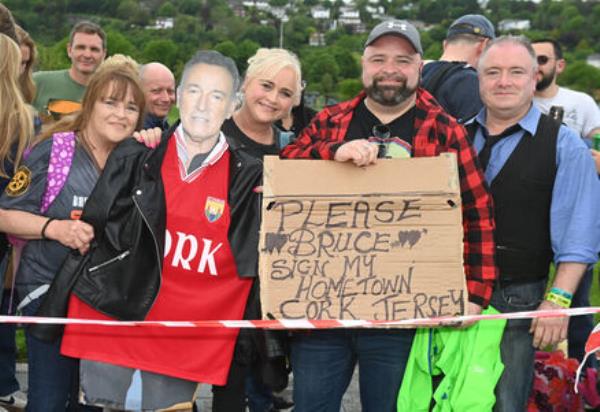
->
xmin=41 ymin=218 xmax=55 ymax=239
xmin=549 ymin=287 xmax=573 ymax=301
xmin=545 ymin=291 xmax=571 ymax=308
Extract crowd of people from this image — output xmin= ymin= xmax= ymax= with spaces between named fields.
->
xmin=1 ymin=2 xmax=600 ymax=411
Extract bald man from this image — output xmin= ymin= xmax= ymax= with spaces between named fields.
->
xmin=140 ymin=62 xmax=176 ymax=130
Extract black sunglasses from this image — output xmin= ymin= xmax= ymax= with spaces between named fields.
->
xmin=372 ymin=125 xmax=391 ymax=158
xmin=537 ymin=55 xmax=552 ymax=65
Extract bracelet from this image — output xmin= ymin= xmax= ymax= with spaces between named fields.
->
xmin=545 ymin=291 xmax=571 ymax=308
xmin=549 ymin=287 xmax=573 ymax=301
xmin=41 ymin=218 xmax=55 ymax=239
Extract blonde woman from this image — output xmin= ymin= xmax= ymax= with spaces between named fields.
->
xmin=222 ymin=47 xmax=302 ymax=158
xmin=0 ymin=31 xmax=33 ymax=411
xmin=220 ymin=48 xmax=303 ymax=412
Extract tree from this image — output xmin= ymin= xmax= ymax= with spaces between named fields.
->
xmin=117 ymin=0 xmax=139 ymax=21
xmin=559 ymin=61 xmax=600 ymax=95
xmin=142 ymin=39 xmax=179 ymax=67
xmin=38 ymin=38 xmax=70 ymax=71
xmin=243 ymin=25 xmax=277 ymax=48
xmin=106 ymin=31 xmax=137 ymax=58
xmin=236 ymin=39 xmax=261 ymax=74
xmin=214 ymin=40 xmax=238 ymax=62
xmin=158 ymin=1 xmax=176 ymax=17
xmin=337 ymin=78 xmax=363 ymax=101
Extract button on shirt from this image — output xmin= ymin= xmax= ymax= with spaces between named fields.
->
xmin=467 ymin=104 xmax=600 ymax=264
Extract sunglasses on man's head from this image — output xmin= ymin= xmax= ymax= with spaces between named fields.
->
xmin=536 ymin=55 xmax=552 ymax=65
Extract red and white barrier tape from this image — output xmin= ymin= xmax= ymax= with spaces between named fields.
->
xmin=1 ymin=306 xmax=599 ymax=329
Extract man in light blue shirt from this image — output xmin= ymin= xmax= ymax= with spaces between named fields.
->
xmin=466 ymin=35 xmax=600 ymax=412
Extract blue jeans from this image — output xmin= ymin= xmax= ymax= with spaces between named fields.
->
xmin=290 ymin=329 xmax=415 ymax=412
xmin=568 ymin=265 xmax=597 ymax=368
xmin=245 ymin=373 xmax=273 ymax=412
xmin=22 ymin=296 xmax=78 ymax=412
xmin=0 ymin=288 xmax=19 ymax=397
xmin=491 ymin=279 xmax=547 ymax=412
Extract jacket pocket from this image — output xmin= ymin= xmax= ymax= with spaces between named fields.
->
xmin=88 ymin=250 xmax=131 ymax=274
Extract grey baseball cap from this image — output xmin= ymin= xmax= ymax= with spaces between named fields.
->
xmin=447 ymin=14 xmax=495 ymax=39
xmin=364 ymin=19 xmax=423 ymax=55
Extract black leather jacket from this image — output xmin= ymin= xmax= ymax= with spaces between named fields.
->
xmin=36 ymin=123 xmax=262 ymax=322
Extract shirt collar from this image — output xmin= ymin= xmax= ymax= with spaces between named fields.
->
xmin=174 ymin=124 xmax=229 ymax=181
xmin=469 ymin=103 xmax=541 ymax=137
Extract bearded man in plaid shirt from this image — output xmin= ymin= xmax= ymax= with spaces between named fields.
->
xmin=281 ymin=19 xmax=496 ymax=412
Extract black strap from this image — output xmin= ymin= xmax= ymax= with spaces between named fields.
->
xmin=422 ymin=61 xmax=468 ymax=98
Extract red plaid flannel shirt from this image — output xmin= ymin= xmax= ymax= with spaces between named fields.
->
xmin=281 ymin=88 xmax=497 ymax=306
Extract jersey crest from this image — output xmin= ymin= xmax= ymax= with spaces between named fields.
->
xmin=205 ymin=196 xmax=225 ymax=223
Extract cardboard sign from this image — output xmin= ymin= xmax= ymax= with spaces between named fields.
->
xmin=259 ymin=154 xmax=467 ymax=324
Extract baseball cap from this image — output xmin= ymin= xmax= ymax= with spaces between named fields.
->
xmin=447 ymin=14 xmax=495 ymax=39
xmin=364 ymin=19 xmax=423 ymax=55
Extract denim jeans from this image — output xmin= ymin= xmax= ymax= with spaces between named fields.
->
xmin=245 ymin=373 xmax=273 ymax=412
xmin=0 ymin=288 xmax=19 ymax=397
xmin=491 ymin=279 xmax=547 ymax=412
xmin=568 ymin=265 xmax=597 ymax=368
xmin=290 ymin=328 xmax=415 ymax=412
xmin=22 ymin=296 xmax=78 ymax=412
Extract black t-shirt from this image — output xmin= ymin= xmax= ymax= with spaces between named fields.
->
xmin=221 ymin=118 xmax=279 ymax=160
xmin=345 ymin=100 xmax=415 ymax=158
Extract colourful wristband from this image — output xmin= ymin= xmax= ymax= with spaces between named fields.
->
xmin=549 ymin=287 xmax=573 ymax=301
xmin=545 ymin=292 xmax=571 ymax=308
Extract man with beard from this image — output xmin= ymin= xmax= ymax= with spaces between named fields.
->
xmin=281 ymin=20 xmax=496 ymax=412
xmin=532 ymin=39 xmax=600 ymax=140
xmin=532 ymin=38 xmax=600 ymax=372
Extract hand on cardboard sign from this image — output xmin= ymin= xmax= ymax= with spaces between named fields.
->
xmin=334 ymin=139 xmax=378 ymax=167
xmin=530 ymin=299 xmax=568 ymax=349
xmin=133 ymin=127 xmax=162 ymax=148
xmin=458 ymin=302 xmax=482 ymax=328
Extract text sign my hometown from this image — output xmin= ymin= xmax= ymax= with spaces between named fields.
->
xmin=259 ymin=154 xmax=467 ymax=325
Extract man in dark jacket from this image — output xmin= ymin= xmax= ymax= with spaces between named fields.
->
xmin=35 ymin=50 xmax=264 ymax=412
xmin=422 ymin=14 xmax=495 ymax=122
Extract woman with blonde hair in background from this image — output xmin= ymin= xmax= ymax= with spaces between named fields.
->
xmin=220 ymin=47 xmax=303 ymax=412
xmin=0 ymin=61 xmax=145 ymax=412
xmin=15 ymin=25 xmax=36 ymax=104
xmin=0 ymin=32 xmax=34 ymax=410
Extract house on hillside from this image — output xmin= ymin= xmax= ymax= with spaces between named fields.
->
xmin=498 ymin=19 xmax=530 ymax=32
xmin=309 ymin=32 xmax=326 ymax=46
xmin=587 ymin=54 xmax=600 ymax=69
xmin=338 ymin=6 xmax=366 ymax=33
xmin=311 ymin=6 xmax=331 ymax=20
xmin=147 ymin=17 xmax=174 ymax=30
xmin=242 ymin=1 xmax=269 ymax=11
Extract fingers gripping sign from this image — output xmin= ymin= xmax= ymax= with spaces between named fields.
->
xmin=334 ymin=139 xmax=379 ymax=167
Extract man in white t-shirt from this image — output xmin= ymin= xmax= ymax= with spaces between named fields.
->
xmin=532 ymin=38 xmax=600 ymax=370
xmin=532 ymin=39 xmax=600 ymax=139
